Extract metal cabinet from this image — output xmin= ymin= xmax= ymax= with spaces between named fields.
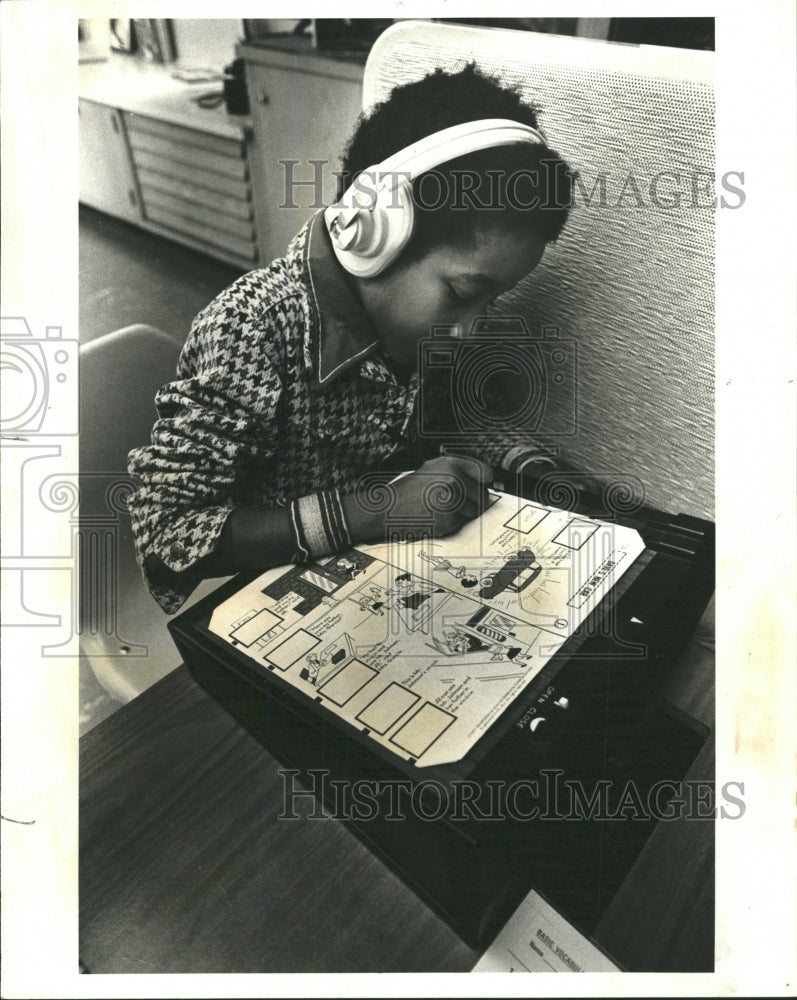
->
xmin=79 ymin=46 xmax=364 ymax=271
xmin=123 ymin=112 xmax=258 ymax=267
xmin=242 ymin=41 xmax=364 ymax=265
xmin=78 ymin=98 xmax=141 ymax=222
xmin=79 ymin=65 xmax=258 ymax=270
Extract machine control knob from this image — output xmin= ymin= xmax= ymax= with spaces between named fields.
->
xmin=529 ymin=717 xmax=547 ymax=733
xmin=553 ymin=696 xmax=570 ymax=709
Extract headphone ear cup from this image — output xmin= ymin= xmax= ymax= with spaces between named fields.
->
xmin=330 ymin=174 xmax=415 ymax=278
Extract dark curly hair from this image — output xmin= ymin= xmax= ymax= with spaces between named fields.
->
xmin=338 ymin=64 xmax=575 ymax=267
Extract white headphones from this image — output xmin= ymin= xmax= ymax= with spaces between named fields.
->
xmin=324 ymin=118 xmax=545 ymax=278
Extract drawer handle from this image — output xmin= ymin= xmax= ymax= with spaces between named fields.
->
xmin=257 ymin=91 xmax=270 ymax=105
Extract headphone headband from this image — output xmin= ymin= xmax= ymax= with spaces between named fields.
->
xmin=375 ymin=118 xmax=545 ymax=180
xmin=325 ymin=118 xmax=546 ymax=278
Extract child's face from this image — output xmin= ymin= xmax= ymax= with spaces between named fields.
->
xmin=356 ymin=228 xmax=546 ymax=368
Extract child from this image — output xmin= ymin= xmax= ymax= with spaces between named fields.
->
xmin=127 ymin=64 xmax=574 ymax=614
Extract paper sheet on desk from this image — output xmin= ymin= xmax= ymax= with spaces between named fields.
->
xmin=208 ymin=492 xmax=644 ymax=767
xmin=473 ymin=890 xmax=620 ymax=972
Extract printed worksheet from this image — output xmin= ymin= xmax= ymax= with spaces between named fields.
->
xmin=208 ymin=493 xmax=645 ymax=767
xmin=473 ymin=889 xmax=620 ymax=972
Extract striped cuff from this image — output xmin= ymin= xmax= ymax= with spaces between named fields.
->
xmin=290 ymin=488 xmax=352 ymax=563
xmin=501 ymin=445 xmax=558 ymax=475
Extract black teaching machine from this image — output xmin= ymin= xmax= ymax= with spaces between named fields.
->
xmin=170 ymin=472 xmax=714 ymax=947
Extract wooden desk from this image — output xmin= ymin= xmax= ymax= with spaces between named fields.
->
xmin=79 ymin=603 xmax=714 ymax=973
xmin=79 ymin=664 xmax=478 ymax=973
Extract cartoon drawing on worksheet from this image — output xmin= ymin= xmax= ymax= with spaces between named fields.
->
xmin=419 ymin=550 xmax=480 ymax=589
xmin=477 ymin=548 xmax=542 ymax=600
xmin=209 ymin=492 xmax=646 ymax=767
xmin=355 ymin=585 xmax=388 ymax=616
xmin=334 ymin=556 xmax=365 ymax=580
xmin=385 ymin=573 xmax=452 ymax=634
xmin=428 ymin=604 xmax=536 ymax=666
xmin=299 ymin=633 xmax=356 ymax=686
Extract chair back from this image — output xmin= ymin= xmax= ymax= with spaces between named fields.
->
xmin=79 ymin=325 xmax=187 ymax=698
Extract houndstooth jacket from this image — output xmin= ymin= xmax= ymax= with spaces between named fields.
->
xmin=127 ymin=211 xmax=548 ymax=614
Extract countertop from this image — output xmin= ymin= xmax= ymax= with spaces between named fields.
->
xmin=78 ymin=56 xmax=250 ymax=138
xmin=78 ymin=42 xmax=364 ymax=135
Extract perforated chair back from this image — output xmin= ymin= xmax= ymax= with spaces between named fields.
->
xmin=365 ymin=21 xmax=714 ymax=517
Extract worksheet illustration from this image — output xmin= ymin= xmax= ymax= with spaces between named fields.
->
xmin=209 ymin=493 xmax=645 ymax=767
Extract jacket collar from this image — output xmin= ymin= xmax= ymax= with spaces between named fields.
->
xmin=302 ymin=211 xmax=382 ymax=389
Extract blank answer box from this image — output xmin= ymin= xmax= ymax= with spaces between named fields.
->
xmin=265 ymin=629 xmax=319 ymax=671
xmin=504 ymin=503 xmax=549 ymax=534
xmin=390 ymin=702 xmax=456 ymax=758
xmin=552 ymin=518 xmax=598 ymax=550
xmin=319 ymin=659 xmax=376 ymax=707
xmin=357 ymin=683 xmax=419 ymax=735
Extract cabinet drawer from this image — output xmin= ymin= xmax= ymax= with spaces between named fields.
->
xmin=120 ymin=110 xmax=258 ymax=267
xmin=132 ymin=150 xmax=250 ymax=197
xmin=129 ymin=130 xmax=249 ymax=181
xmin=125 ymin=113 xmax=246 ymax=159
xmin=141 ymin=186 xmax=256 ymax=241
xmin=144 ymin=204 xmax=258 ymax=261
xmin=137 ymin=168 xmax=254 ymax=220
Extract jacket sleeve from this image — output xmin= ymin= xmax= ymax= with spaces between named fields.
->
xmin=126 ymin=282 xmax=288 ymax=613
xmin=459 ymin=433 xmax=559 ymax=476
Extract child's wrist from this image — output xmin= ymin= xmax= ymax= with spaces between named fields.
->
xmin=289 ymin=489 xmax=352 ymax=561
xmin=341 ymin=492 xmax=382 ymax=544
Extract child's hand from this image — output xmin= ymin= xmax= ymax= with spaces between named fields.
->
xmin=344 ymin=455 xmax=492 ymax=544
xmin=397 ymin=455 xmax=492 ymax=534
